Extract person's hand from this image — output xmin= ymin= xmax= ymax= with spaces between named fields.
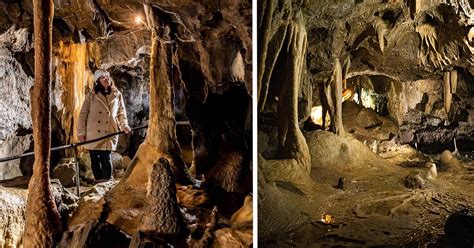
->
xmin=78 ymin=135 xmax=86 ymax=142
xmin=123 ymin=126 xmax=132 ymax=134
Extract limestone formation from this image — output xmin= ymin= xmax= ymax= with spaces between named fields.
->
xmin=258 ymin=0 xmax=474 ymax=246
xmin=440 ymin=150 xmax=463 ymax=171
xmin=23 ymin=0 xmax=62 ymax=246
xmin=138 ymin=158 xmax=187 ymax=242
xmin=443 ymin=71 xmax=452 ymax=114
xmin=330 ymin=58 xmax=345 ymax=135
xmin=52 ymin=158 xmax=77 ymax=187
xmin=0 ymin=186 xmax=26 ymax=248
xmin=0 ymin=28 xmax=34 ymax=180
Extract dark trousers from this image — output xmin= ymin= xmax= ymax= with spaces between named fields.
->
xmin=89 ymin=150 xmax=112 ymax=180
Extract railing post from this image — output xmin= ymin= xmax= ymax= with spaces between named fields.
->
xmin=73 ymin=145 xmax=80 ymax=196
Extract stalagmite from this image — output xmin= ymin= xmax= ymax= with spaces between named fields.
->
xmin=427 ymin=163 xmax=437 ymax=180
xmin=443 ymin=70 xmax=452 ymax=114
xmin=119 ymin=2 xmax=192 ymax=186
xmin=331 ymin=58 xmax=345 ymax=135
xmin=277 ymin=19 xmax=310 ymax=172
xmin=137 ymin=158 xmax=187 ymax=243
xmin=106 ymin=2 xmax=193 ymax=235
xmin=374 ymin=19 xmax=388 ymax=52
xmin=450 ymin=69 xmax=457 ymax=93
xmin=23 ymin=0 xmax=62 ymax=246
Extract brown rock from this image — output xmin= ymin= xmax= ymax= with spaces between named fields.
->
xmin=0 ymin=186 xmax=27 ymax=248
xmin=52 ymin=158 xmax=77 ymax=187
xmin=230 ymin=195 xmax=252 ymax=229
xmin=440 ymin=150 xmax=463 ymax=171
xmin=138 ymin=158 xmax=188 ymax=241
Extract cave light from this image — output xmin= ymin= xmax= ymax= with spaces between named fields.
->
xmin=310 ymin=105 xmax=330 ymax=126
xmin=134 ymin=15 xmax=143 ymax=25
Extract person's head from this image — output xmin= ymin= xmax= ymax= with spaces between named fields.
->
xmin=93 ymin=69 xmax=113 ymax=94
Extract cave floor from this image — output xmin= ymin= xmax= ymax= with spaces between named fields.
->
xmin=261 ymin=152 xmax=474 ymax=247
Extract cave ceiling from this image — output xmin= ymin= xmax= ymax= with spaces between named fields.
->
xmin=0 ymin=0 xmax=253 ymax=92
xmin=298 ymin=0 xmax=474 ymax=82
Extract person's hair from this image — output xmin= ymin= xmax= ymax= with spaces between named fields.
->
xmin=94 ymin=74 xmax=115 ymax=93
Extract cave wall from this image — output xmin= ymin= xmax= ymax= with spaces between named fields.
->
xmin=0 ymin=27 xmax=33 ymax=180
xmin=301 ymin=0 xmax=474 ymax=151
xmin=0 ymin=0 xmax=252 ymax=190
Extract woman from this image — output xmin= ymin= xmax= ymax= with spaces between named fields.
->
xmin=78 ymin=69 xmax=131 ymax=182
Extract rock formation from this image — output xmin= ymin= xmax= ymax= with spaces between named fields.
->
xmin=23 ymin=0 xmax=62 ymax=246
xmin=0 ymin=0 xmax=252 ymax=246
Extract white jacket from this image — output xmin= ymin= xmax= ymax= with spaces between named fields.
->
xmin=78 ymin=87 xmax=130 ymax=151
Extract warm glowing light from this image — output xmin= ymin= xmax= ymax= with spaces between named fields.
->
xmin=321 ymin=214 xmax=334 ymax=224
xmin=310 ymin=106 xmax=330 ymax=126
xmin=342 ymin=87 xmax=354 ymax=101
xmin=135 ymin=15 xmax=143 ymax=25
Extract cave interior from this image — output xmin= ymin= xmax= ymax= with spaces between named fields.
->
xmin=0 ymin=0 xmax=252 ymax=247
xmin=258 ymin=0 xmax=474 ymax=247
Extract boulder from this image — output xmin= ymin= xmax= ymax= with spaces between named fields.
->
xmin=52 ymin=157 xmax=77 ymax=187
xmin=440 ymin=150 xmax=463 ymax=171
xmin=50 ymin=179 xmax=79 ymax=228
xmin=404 ymin=171 xmax=429 ymax=189
xmin=356 ymin=108 xmax=383 ymax=129
xmin=230 ymin=194 xmax=252 ymax=229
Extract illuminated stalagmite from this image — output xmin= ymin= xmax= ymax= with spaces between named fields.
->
xmin=119 ymin=3 xmax=192 ymax=187
xmin=105 ymin=2 xmax=192 ymax=235
xmin=23 ymin=0 xmax=62 ymax=246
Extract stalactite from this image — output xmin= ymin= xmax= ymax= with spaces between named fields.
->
xmin=56 ymin=42 xmax=93 ymax=154
xmin=373 ymin=19 xmax=388 ymax=52
xmin=450 ymin=69 xmax=457 ymax=94
xmin=443 ymin=70 xmax=452 ymax=114
xmin=23 ymin=0 xmax=62 ymax=246
xmin=258 ymin=25 xmax=289 ymax=111
xmin=277 ymin=18 xmax=310 ymax=173
xmin=230 ymin=50 xmax=245 ymax=82
xmin=121 ymin=14 xmax=192 ymax=185
xmin=257 ymin=0 xmax=275 ymax=107
xmin=416 ymin=22 xmax=463 ymax=69
xmin=468 ymin=27 xmax=474 ymax=43
xmin=322 ymin=80 xmax=334 ymax=130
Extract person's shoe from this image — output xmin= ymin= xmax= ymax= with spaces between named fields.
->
xmin=94 ymin=179 xmax=109 ymax=184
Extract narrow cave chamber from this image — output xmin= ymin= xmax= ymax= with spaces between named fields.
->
xmin=0 ymin=1 xmax=252 ymax=247
xmin=258 ymin=0 xmax=474 ymax=247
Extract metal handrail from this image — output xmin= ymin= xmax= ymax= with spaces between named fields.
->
xmin=0 ymin=120 xmax=190 ymax=163
xmin=0 ymin=125 xmax=149 ymax=163
xmin=0 ymin=125 xmax=147 ymax=196
xmin=0 ymin=120 xmax=190 ymax=196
